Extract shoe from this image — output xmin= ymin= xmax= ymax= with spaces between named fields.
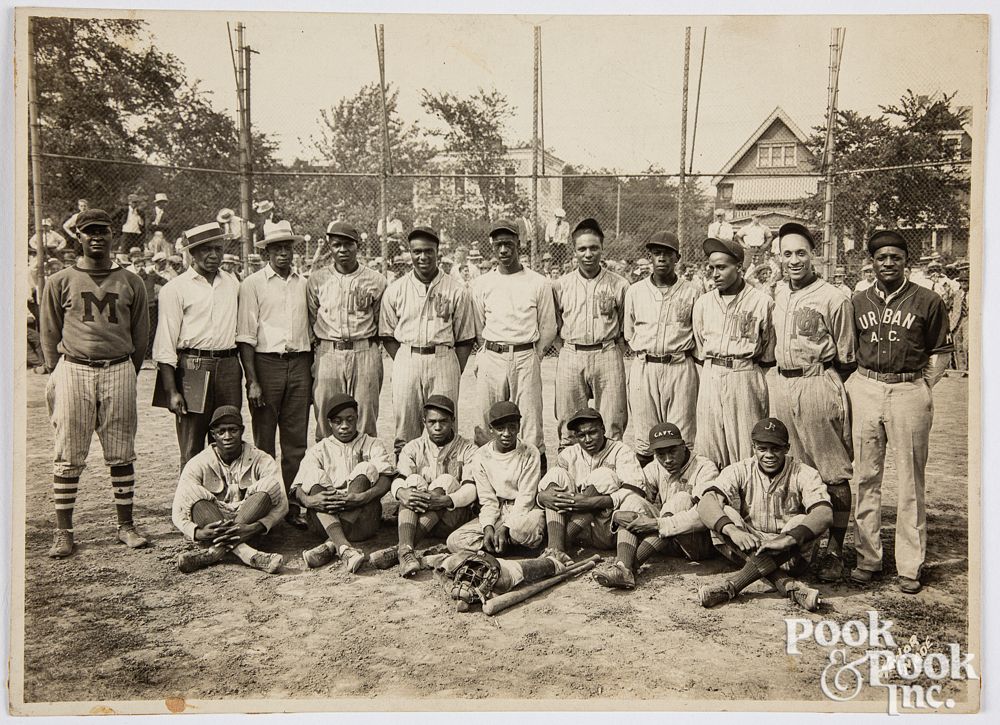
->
xmin=897 ymin=576 xmax=922 ymax=594
xmin=849 ymin=567 xmax=879 ymax=585
xmin=369 ymin=546 xmax=399 ymax=570
xmin=341 ymin=546 xmax=366 ymax=573
xmin=48 ymin=529 xmax=75 ymax=558
xmin=117 ymin=523 xmax=149 ymax=549
xmin=786 ymin=581 xmax=822 ymax=611
xmin=177 ymin=547 xmax=225 ymax=573
xmin=398 ymin=548 xmax=421 ymax=577
xmin=817 ymin=554 xmax=845 ymax=583
xmin=302 ymin=542 xmax=335 ymax=569
xmin=248 ymin=551 xmax=283 ymax=574
xmin=594 ymin=561 xmax=636 ymax=590
xmin=699 ymin=581 xmax=736 ymax=608
xmin=542 ymin=547 xmax=574 ymax=567
xmin=284 ymin=508 xmax=308 ymax=530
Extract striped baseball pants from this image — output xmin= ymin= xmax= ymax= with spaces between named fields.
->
xmin=474 ymin=347 xmax=545 ymax=453
xmin=628 ymin=355 xmax=699 ymax=456
xmin=555 ymin=344 xmax=627 ymax=450
xmin=695 ymin=360 xmax=768 ymax=469
xmin=391 ymin=345 xmax=461 ymax=452
xmin=312 ymin=339 xmax=383 ymax=441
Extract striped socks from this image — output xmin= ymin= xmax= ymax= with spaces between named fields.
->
xmin=53 ymin=474 xmax=79 ymax=530
xmin=110 ymin=464 xmax=135 ymax=525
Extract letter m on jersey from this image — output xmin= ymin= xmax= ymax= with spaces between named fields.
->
xmin=81 ymin=291 xmax=120 ymax=323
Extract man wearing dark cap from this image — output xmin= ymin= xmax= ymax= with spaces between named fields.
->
xmin=848 ymin=230 xmax=953 ymax=594
xmin=370 ymin=395 xmax=479 ymax=576
xmin=291 ymin=393 xmax=395 ymax=573
xmin=551 ymin=218 xmax=630 ymax=451
xmin=380 ymin=226 xmax=477 ymax=454
xmin=153 ymin=221 xmax=243 ymax=467
xmin=307 ymin=220 xmax=388 ymax=441
xmin=692 ymin=236 xmax=775 ymax=469
xmin=447 ymin=401 xmax=546 ymax=554
xmin=770 ymin=222 xmax=857 ymax=582
xmin=40 ymin=208 xmax=151 ymax=557
xmin=470 ymin=219 xmax=558 ymax=467
xmin=170 ymin=406 xmax=287 ymax=574
xmin=536 ymin=406 xmax=644 ymax=564
xmin=624 ymin=229 xmax=703 ymax=467
xmin=696 ymin=418 xmax=832 ymax=610
xmin=594 ymin=422 xmax=719 ymax=590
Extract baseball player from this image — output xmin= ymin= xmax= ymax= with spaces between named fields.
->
xmin=624 ymin=230 xmax=702 ymax=467
xmin=380 ymin=226 xmax=476 ymax=454
xmin=369 ymin=395 xmax=479 ymax=576
xmin=307 ymin=221 xmax=388 ymax=441
xmin=769 ymin=223 xmax=857 ymax=582
xmin=470 ymin=220 xmax=557 ymax=469
xmin=39 ymin=208 xmax=150 ymax=557
xmin=537 ymin=407 xmax=644 ymax=564
xmin=552 ymin=218 xmax=630 ymax=450
xmin=692 ymin=237 xmax=774 ymax=469
xmin=446 ymin=402 xmax=546 ymax=554
xmin=292 ymin=393 xmax=395 ymax=573
xmin=171 ymin=406 xmax=287 ymax=574
xmin=848 ymin=230 xmax=953 ymax=594
xmin=696 ymin=418 xmax=832 ymax=611
xmin=593 ymin=422 xmax=719 ymax=590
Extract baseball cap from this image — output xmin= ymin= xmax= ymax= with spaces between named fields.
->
xmin=703 ymin=236 xmax=745 ymax=264
xmin=572 ymin=218 xmax=604 ymax=240
xmin=566 ymin=407 xmax=603 ymax=431
xmin=488 ymin=401 xmax=521 ymax=426
xmin=867 ymin=230 xmax=908 ymax=255
xmin=646 ymin=230 xmax=680 ymax=254
xmin=209 ymin=405 xmax=243 ymax=429
xmin=326 ymin=221 xmax=361 ymax=244
xmin=648 ymin=422 xmax=685 ymax=451
xmin=423 ymin=394 xmax=456 ymax=418
xmin=777 ymin=222 xmax=815 ymax=250
xmin=74 ymin=209 xmax=114 ymax=231
xmin=488 ymin=219 xmax=520 ymax=239
xmin=325 ymin=393 xmax=359 ymax=420
xmin=407 ymin=225 xmax=440 ymax=245
xmin=751 ymin=417 xmax=789 ymax=446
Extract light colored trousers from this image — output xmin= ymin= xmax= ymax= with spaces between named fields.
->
xmin=555 ymin=344 xmax=627 ymax=449
xmin=312 ymin=339 xmax=383 ymax=441
xmin=446 ymin=502 xmax=546 ymax=552
xmin=695 ymin=359 xmax=768 ymax=469
xmin=628 ymin=355 xmax=699 ymax=456
xmin=475 ymin=347 xmax=545 ymax=452
xmin=391 ymin=345 xmax=461 ymax=451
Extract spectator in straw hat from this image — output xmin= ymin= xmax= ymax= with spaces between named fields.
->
xmin=148 ymin=193 xmax=172 ymax=239
xmin=153 ymin=221 xmax=243 ymax=467
xmin=216 ymin=208 xmax=254 ymax=257
xmin=707 ymin=209 xmax=735 ymax=242
xmin=221 ymin=254 xmax=241 ymax=277
xmin=28 ymin=217 xmax=68 ymax=255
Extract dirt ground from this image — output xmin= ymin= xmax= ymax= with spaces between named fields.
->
xmin=16 ymin=357 xmax=974 ymax=709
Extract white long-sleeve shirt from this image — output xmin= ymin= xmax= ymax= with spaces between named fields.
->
xmin=471 ymin=268 xmax=557 ymax=351
xmin=472 ymin=441 xmax=541 ymax=529
xmin=393 ymin=432 xmax=479 ymax=509
xmin=153 ymin=266 xmax=240 ymax=367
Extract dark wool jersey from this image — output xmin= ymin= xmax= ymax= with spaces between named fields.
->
xmin=40 ymin=264 xmax=150 ymax=367
xmin=851 ymin=281 xmax=952 ymax=374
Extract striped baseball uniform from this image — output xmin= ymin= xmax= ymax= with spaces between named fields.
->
xmin=291 ymin=432 xmax=396 ymax=495
xmin=307 ymin=263 xmax=388 ymax=440
xmin=692 ymin=282 xmax=774 ymax=468
xmin=624 ymin=277 xmax=702 ymax=455
xmin=768 ymin=278 xmax=856 ymax=484
xmin=393 ymin=432 xmax=479 ymax=534
xmin=380 ymin=270 xmax=476 ymax=450
xmin=553 ymin=267 xmax=630 ymax=449
xmin=470 ymin=269 xmax=557 ymax=453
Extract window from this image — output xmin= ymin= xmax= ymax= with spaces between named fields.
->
xmin=504 ymin=166 xmax=516 ymax=195
xmin=718 ymin=184 xmax=733 ymax=203
xmin=757 ymin=143 xmax=797 ymax=168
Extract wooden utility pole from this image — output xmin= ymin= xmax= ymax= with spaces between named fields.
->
xmin=28 ymin=17 xmax=47 ymax=295
xmin=376 ymin=24 xmax=391 ymax=263
xmin=532 ymin=26 xmax=541 ymax=267
xmin=678 ymin=27 xmax=691 ymax=245
xmin=235 ymin=23 xmax=253 ymax=267
xmin=822 ymin=28 xmax=845 ymax=278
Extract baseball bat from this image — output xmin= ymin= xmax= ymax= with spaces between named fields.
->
xmin=482 ymin=554 xmax=602 ymax=616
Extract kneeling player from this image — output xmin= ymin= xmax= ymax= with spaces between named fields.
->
xmin=536 ymin=407 xmax=644 ymax=564
xmin=171 ymin=406 xmax=288 ymax=574
xmin=695 ymin=418 xmax=832 ymax=611
xmin=370 ymin=395 xmax=478 ymax=576
xmin=292 ymin=393 xmax=394 ymax=573
xmin=594 ymin=422 xmax=718 ymax=590
xmin=446 ymin=402 xmax=545 ymax=554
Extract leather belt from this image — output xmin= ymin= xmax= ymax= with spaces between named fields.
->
xmin=258 ymin=350 xmax=311 ymax=360
xmin=320 ymin=337 xmax=375 ymax=351
xmin=567 ymin=341 xmax=610 ymax=351
xmin=63 ymin=354 xmax=130 ymax=368
xmin=706 ymin=355 xmax=752 ymax=369
xmin=778 ymin=360 xmax=834 ymax=378
xmin=858 ymin=366 xmax=920 ymax=384
xmin=485 ymin=341 xmax=534 ymax=354
xmin=177 ymin=347 xmax=238 ymax=358
xmin=642 ymin=351 xmax=689 ymax=364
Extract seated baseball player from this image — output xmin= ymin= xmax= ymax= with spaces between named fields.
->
xmin=695 ymin=417 xmax=833 ymax=611
xmin=594 ymin=422 xmax=719 ymax=590
xmin=536 ymin=407 xmax=644 ymax=564
xmin=292 ymin=393 xmax=395 ymax=573
xmin=446 ymin=401 xmax=545 ymax=555
xmin=171 ymin=406 xmax=288 ymax=575
xmin=369 ymin=395 xmax=478 ymax=577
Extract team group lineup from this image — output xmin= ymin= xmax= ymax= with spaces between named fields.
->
xmin=37 ymin=205 xmax=954 ymax=611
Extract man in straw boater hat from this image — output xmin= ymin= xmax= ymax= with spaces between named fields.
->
xmin=237 ymin=220 xmax=314 ymax=527
xmin=153 ymin=220 xmax=243 ymax=467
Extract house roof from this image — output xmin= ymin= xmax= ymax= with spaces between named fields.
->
xmin=712 ymin=107 xmax=812 ymax=186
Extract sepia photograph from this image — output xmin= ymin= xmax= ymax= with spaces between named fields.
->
xmin=6 ymin=4 xmax=987 ymax=717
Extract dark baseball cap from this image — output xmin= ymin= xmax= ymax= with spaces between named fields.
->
xmin=326 ymin=221 xmax=361 ymax=244
xmin=867 ymin=230 xmax=908 ymax=256
xmin=488 ymin=401 xmax=521 ymax=426
xmin=646 ymin=230 xmax=680 ymax=254
xmin=778 ymin=222 xmax=815 ymax=250
xmin=423 ymin=394 xmax=456 ymax=418
xmin=209 ymin=405 xmax=243 ymax=429
xmin=566 ymin=407 xmax=604 ymax=431
xmin=408 ymin=225 xmax=440 ymax=246
xmin=572 ymin=218 xmax=604 ymax=240
xmin=488 ymin=219 xmax=520 ymax=239
xmin=74 ymin=209 xmax=114 ymax=231
xmin=751 ymin=417 xmax=789 ymax=446
xmin=648 ymin=422 xmax=685 ymax=450
xmin=325 ymin=393 xmax=359 ymax=420
xmin=703 ymin=236 xmax=745 ymax=264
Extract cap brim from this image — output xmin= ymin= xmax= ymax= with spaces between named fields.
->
xmin=703 ymin=238 xmax=741 ymax=261
xmin=489 ymin=414 xmax=521 ymax=427
xmin=751 ymin=434 xmax=788 ymax=446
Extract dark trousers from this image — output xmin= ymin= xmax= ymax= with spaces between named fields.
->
xmin=249 ymin=352 xmax=313 ymax=489
xmin=175 ymin=354 xmax=243 ymax=468
xmin=119 ymin=231 xmax=143 ymax=254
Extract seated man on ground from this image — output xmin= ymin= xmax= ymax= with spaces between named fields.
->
xmin=292 ymin=393 xmax=395 ymax=573
xmin=594 ymin=422 xmax=719 ymax=590
xmin=171 ymin=406 xmax=288 ymax=574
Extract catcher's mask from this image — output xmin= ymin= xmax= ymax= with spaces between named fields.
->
xmin=447 ymin=551 xmax=501 ymax=605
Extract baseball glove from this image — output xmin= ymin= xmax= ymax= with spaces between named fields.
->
xmin=446 ymin=550 xmax=501 ymax=605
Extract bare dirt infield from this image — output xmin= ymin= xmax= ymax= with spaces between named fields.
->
xmin=18 ymin=358 xmax=973 ymax=707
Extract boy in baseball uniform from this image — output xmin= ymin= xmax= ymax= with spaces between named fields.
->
xmin=40 ymin=208 xmax=150 ymax=557
xmin=594 ymin=422 xmax=718 ymax=590
xmin=447 ymin=402 xmax=546 ymax=554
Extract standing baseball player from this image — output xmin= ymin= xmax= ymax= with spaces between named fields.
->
xmin=624 ymin=230 xmax=702 ymax=467
xmin=470 ymin=220 xmax=557 ymax=468
xmin=692 ymin=237 xmax=774 ymax=469
xmin=380 ymin=226 xmax=476 ymax=454
xmin=848 ymin=230 xmax=952 ymax=594
xmin=307 ymin=221 xmax=388 ymax=441
xmin=552 ymin=218 xmax=629 ymax=451
xmin=153 ymin=221 xmax=243 ymax=467
xmin=769 ymin=223 xmax=857 ymax=582
xmin=39 ymin=208 xmax=150 ymax=557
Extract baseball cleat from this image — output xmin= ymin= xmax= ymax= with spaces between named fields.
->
xmin=284 ymin=508 xmax=309 ymax=530
xmin=341 ymin=546 xmax=366 ymax=573
xmin=897 ymin=576 xmax=922 ymax=594
xmin=699 ymin=581 xmax=736 ymax=608
xmin=817 ymin=554 xmax=844 ymax=583
xmin=117 ymin=523 xmax=149 ymax=549
xmin=48 ymin=529 xmax=75 ymax=558
xmin=594 ymin=561 xmax=636 ymax=590
xmin=541 ymin=547 xmax=574 ymax=567
xmin=176 ymin=547 xmax=225 ymax=573
xmin=248 ymin=551 xmax=283 ymax=574
xmin=368 ymin=546 xmax=399 ymax=570
xmin=302 ymin=542 xmax=335 ymax=569
xmin=786 ymin=581 xmax=822 ymax=611
xmin=398 ymin=548 xmax=421 ymax=578
xmin=849 ymin=567 xmax=878 ymax=585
